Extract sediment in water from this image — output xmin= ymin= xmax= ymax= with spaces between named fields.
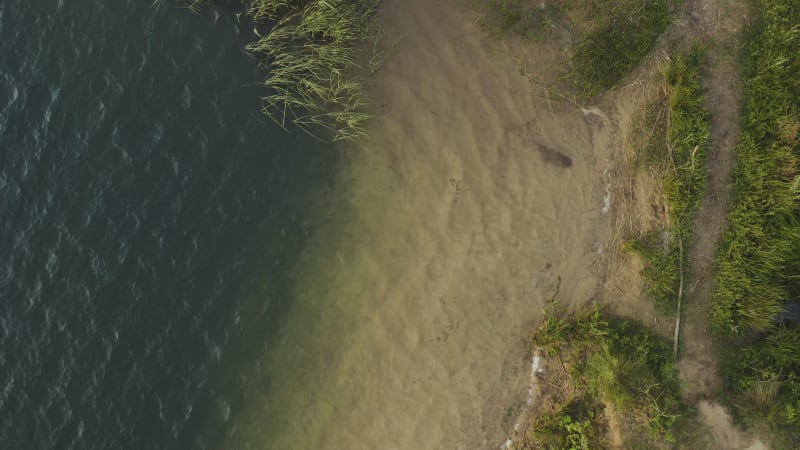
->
xmin=210 ymin=0 xmax=618 ymax=448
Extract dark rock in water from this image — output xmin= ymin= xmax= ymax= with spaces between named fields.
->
xmin=537 ymin=144 xmax=573 ymax=168
xmin=775 ymin=301 xmax=800 ymax=326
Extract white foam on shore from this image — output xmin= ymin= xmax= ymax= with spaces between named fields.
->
xmin=527 ymin=352 xmax=542 ymax=406
xmin=580 ymin=106 xmax=610 ymax=124
xmin=501 ymin=351 xmax=544 ymax=449
xmin=601 ymin=167 xmax=612 ymax=214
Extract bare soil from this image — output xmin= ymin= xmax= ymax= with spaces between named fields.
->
xmin=677 ymin=0 xmax=747 ymax=402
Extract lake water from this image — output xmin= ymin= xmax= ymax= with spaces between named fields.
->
xmin=0 ymin=1 xmax=338 ymax=448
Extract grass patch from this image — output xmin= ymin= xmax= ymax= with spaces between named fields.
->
xmin=711 ymin=0 xmax=800 ymax=336
xmin=570 ymin=0 xmax=678 ymax=97
xmin=180 ymin=0 xmax=381 ymax=142
xmin=521 ymin=303 xmax=691 ymax=448
xmin=476 ymin=0 xmax=564 ymax=41
xmin=626 ymin=230 xmax=681 ymax=312
xmin=635 ymin=98 xmax=671 ymax=169
xmin=627 ymin=44 xmax=710 ymax=314
xmin=477 ymin=0 xmax=679 ymax=99
xmin=710 ymin=0 xmax=800 ymax=444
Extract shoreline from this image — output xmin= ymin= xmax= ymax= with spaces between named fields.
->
xmin=200 ymin=0 xmax=786 ymax=447
xmin=211 ymin=0 xmax=617 ymax=447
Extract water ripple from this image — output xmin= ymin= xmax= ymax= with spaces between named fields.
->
xmin=1 ymin=1 xmax=333 ymax=449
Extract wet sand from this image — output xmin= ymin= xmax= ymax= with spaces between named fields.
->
xmin=217 ymin=0 xmax=617 ymax=448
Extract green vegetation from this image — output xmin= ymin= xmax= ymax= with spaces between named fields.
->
xmin=476 ymin=0 xmax=561 ymax=40
xmin=626 ymin=230 xmax=681 ymax=313
xmin=477 ymin=0 xmax=679 ymax=98
xmin=526 ymin=396 xmax=606 ymax=450
xmin=522 ymin=303 xmax=690 ymax=448
xmin=247 ymin=0 xmax=380 ymax=141
xmin=569 ymin=0 xmax=678 ymax=97
xmin=627 ymin=45 xmax=710 ymax=314
xmin=180 ymin=0 xmax=381 ymax=141
xmin=710 ymin=0 xmax=800 ymax=444
xmin=711 ymin=0 xmax=800 ymax=336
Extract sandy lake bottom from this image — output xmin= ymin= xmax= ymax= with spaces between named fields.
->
xmin=216 ymin=1 xmax=618 ymax=448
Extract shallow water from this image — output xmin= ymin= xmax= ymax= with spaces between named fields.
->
xmin=3 ymin=1 xmax=616 ymax=449
xmin=210 ymin=1 xmax=615 ymax=448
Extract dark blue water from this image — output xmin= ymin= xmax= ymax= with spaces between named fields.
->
xmin=0 ymin=1 xmax=337 ymax=448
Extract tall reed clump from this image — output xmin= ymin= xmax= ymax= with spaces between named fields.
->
xmin=176 ymin=0 xmax=208 ymax=12
xmin=628 ymin=45 xmax=710 ymax=313
xmin=244 ymin=0 xmax=379 ymax=141
xmin=711 ymin=0 xmax=800 ymax=442
xmin=523 ymin=303 xmax=690 ymax=448
xmin=177 ymin=0 xmax=380 ymax=141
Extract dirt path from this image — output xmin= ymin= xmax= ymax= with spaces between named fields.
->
xmin=673 ymin=1 xmax=768 ymax=448
xmin=598 ymin=0 xmax=767 ymax=447
xmin=676 ymin=0 xmax=744 ymax=402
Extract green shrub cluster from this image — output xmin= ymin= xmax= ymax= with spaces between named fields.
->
xmin=526 ymin=396 xmax=606 ymax=450
xmin=628 ymin=46 xmax=710 ymax=313
xmin=711 ymin=0 xmax=800 ymax=443
xmin=524 ymin=304 xmax=689 ymax=448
